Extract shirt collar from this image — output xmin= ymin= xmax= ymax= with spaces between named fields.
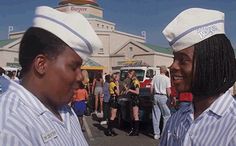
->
xmin=181 ymin=103 xmax=194 ymax=114
xmin=207 ymin=90 xmax=234 ymax=117
xmin=8 ymin=80 xmax=50 ymax=116
xmin=180 ymin=90 xmax=234 ymax=119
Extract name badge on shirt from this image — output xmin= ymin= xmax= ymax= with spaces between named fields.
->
xmin=41 ymin=130 xmax=58 ymax=143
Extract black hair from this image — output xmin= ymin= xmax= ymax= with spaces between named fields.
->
xmin=111 ymin=73 xmax=118 ymax=82
xmin=95 ymin=72 xmax=102 ymax=81
xmin=105 ymin=74 xmax=111 ymax=83
xmin=0 ymin=67 xmax=5 ymax=76
xmin=19 ymin=27 xmax=68 ymax=75
xmin=128 ymin=69 xmax=136 ymax=77
xmin=192 ymin=34 xmax=236 ymax=97
xmin=7 ymin=71 xmax=14 ymax=79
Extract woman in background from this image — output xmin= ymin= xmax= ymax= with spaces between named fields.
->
xmin=92 ymin=73 xmax=104 ymax=115
xmin=126 ymin=70 xmax=140 ymax=136
xmin=72 ymin=81 xmax=88 ymax=131
xmin=106 ymin=73 xmax=119 ymax=136
xmin=82 ymin=70 xmax=90 ymax=94
xmin=100 ymin=74 xmax=111 ymax=125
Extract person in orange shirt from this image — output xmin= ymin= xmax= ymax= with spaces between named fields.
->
xmin=72 ymin=81 xmax=88 ymax=131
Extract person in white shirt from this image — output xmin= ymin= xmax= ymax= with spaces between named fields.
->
xmin=150 ymin=65 xmax=172 ymax=140
xmin=0 ymin=6 xmax=102 ymax=146
xmin=160 ymin=8 xmax=236 ymax=146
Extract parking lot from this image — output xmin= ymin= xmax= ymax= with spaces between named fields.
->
xmin=83 ymin=114 xmax=159 ymax=146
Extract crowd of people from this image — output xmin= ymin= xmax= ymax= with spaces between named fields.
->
xmin=69 ymin=57 xmax=235 ymax=141
xmin=0 ymin=5 xmax=236 ymax=146
xmin=0 ymin=64 xmax=206 ymax=140
xmin=71 ymin=70 xmax=142 ymax=137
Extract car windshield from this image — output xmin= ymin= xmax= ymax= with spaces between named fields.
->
xmin=120 ymin=69 xmax=145 ymax=81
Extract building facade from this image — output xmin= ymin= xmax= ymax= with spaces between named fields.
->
xmin=0 ymin=0 xmax=174 ymax=73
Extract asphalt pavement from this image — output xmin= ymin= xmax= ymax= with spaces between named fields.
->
xmin=82 ymin=114 xmax=159 ymax=146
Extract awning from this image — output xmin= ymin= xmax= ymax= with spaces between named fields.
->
xmin=81 ymin=66 xmax=105 ymax=70
xmin=81 ymin=58 xmax=105 ymax=70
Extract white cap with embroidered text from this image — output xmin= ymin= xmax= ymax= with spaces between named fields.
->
xmin=33 ymin=6 xmax=102 ymax=59
xmin=162 ymin=8 xmax=225 ymax=52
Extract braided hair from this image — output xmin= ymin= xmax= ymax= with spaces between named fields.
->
xmin=192 ymin=34 xmax=236 ymax=98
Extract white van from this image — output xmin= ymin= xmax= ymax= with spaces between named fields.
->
xmin=120 ymin=66 xmax=160 ymax=89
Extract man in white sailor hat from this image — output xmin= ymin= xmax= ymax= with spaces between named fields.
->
xmin=160 ymin=8 xmax=236 ymax=146
xmin=0 ymin=6 xmax=102 ymax=146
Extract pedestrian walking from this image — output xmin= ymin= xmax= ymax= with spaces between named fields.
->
xmin=82 ymin=70 xmax=90 ymax=95
xmin=150 ymin=66 xmax=172 ymax=140
xmin=92 ymin=72 xmax=104 ymax=116
xmin=160 ymin=8 xmax=236 ymax=145
xmin=12 ymin=70 xmax=20 ymax=83
xmin=0 ymin=6 xmax=102 ymax=146
xmin=72 ymin=81 xmax=89 ymax=132
xmin=100 ymin=74 xmax=111 ymax=125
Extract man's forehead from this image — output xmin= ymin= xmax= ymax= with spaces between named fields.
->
xmin=173 ymin=46 xmax=194 ymax=56
xmin=61 ymin=46 xmax=83 ymax=64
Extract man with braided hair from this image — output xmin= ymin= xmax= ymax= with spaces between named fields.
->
xmin=160 ymin=8 xmax=236 ymax=146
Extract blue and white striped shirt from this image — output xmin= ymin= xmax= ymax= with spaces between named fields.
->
xmin=160 ymin=90 xmax=236 ymax=146
xmin=0 ymin=80 xmax=88 ymax=146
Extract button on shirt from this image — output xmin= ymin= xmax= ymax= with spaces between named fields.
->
xmin=0 ymin=80 xmax=88 ymax=146
xmin=160 ymin=91 xmax=236 ymax=146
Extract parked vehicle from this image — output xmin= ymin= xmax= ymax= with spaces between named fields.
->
xmin=120 ymin=66 xmax=160 ymax=89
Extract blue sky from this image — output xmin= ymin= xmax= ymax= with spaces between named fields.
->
xmin=0 ymin=0 xmax=236 ymax=48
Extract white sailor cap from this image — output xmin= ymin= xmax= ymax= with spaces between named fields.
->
xmin=162 ymin=8 xmax=225 ymax=52
xmin=33 ymin=6 xmax=102 ymax=59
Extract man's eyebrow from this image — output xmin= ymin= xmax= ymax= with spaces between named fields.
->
xmin=70 ymin=59 xmax=82 ymax=66
xmin=174 ymin=52 xmax=191 ymax=58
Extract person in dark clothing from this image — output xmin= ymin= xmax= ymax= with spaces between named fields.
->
xmin=106 ymin=73 xmax=119 ymax=136
xmin=100 ymin=74 xmax=111 ymax=125
xmin=126 ymin=70 xmax=140 ymax=136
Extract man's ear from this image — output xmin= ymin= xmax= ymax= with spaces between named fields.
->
xmin=33 ymin=54 xmax=48 ymax=75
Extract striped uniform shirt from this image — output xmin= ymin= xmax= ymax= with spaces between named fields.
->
xmin=0 ymin=80 xmax=88 ymax=146
xmin=160 ymin=90 xmax=236 ymax=146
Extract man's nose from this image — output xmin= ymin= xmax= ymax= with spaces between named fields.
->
xmin=169 ymin=60 xmax=180 ymax=72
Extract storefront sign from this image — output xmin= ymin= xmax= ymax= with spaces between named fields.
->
xmin=71 ymin=6 xmax=87 ymax=13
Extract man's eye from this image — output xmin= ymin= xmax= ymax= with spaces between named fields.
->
xmin=70 ymin=65 xmax=77 ymax=71
xmin=180 ymin=57 xmax=190 ymax=63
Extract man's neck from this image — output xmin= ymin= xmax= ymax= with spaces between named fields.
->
xmin=21 ymin=76 xmax=63 ymax=121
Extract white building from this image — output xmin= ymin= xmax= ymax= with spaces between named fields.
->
xmin=0 ymin=0 xmax=174 ymax=73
